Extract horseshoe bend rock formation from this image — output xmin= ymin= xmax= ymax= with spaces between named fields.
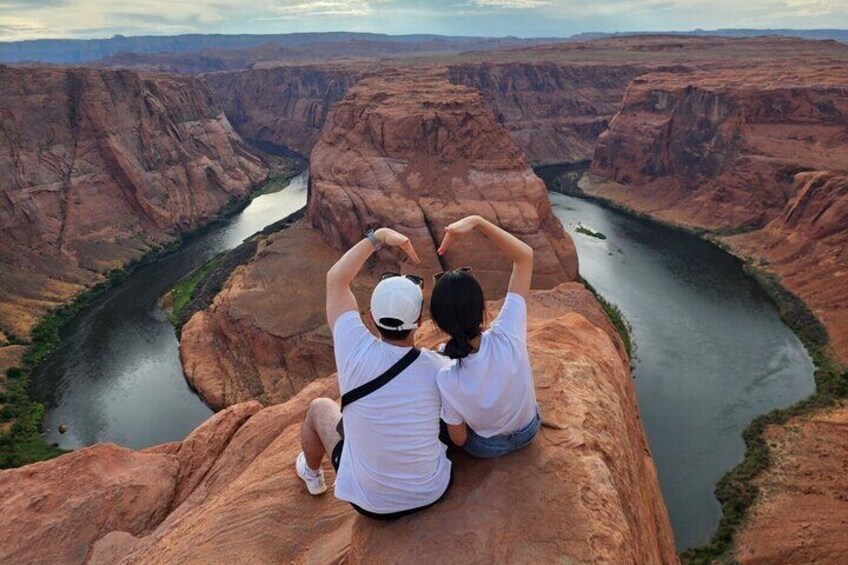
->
xmin=307 ymin=69 xmax=578 ymax=287
xmin=0 ymin=65 xmax=269 ymax=338
xmin=585 ymin=66 xmax=848 ymax=364
xmin=1 ymin=284 xmax=676 ymax=564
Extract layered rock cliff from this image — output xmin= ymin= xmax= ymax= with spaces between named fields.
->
xmin=586 ymin=66 xmax=848 ymax=364
xmin=1 ymin=284 xmax=677 ymax=565
xmin=307 ymin=68 xmax=577 ymax=285
xmin=179 ymin=223 xmax=375 ymax=410
xmin=0 ymin=65 xmax=269 ymax=338
xmin=202 ymin=65 xmax=361 ymax=156
xmin=447 ymin=62 xmax=650 ymax=164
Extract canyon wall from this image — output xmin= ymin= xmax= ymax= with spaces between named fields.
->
xmin=447 ymin=62 xmax=650 ymax=164
xmin=202 ymin=61 xmax=653 ymax=166
xmin=1 ymin=284 xmax=677 ymax=564
xmin=0 ymin=65 xmax=270 ymax=338
xmin=586 ymin=66 xmax=848 ymax=364
xmin=202 ymin=65 xmax=362 ymax=157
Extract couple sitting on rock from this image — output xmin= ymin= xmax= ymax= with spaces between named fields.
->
xmin=296 ymin=214 xmax=541 ymax=519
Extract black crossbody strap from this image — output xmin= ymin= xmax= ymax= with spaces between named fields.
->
xmin=341 ymin=347 xmax=421 ymax=410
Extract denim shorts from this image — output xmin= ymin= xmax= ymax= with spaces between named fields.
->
xmin=463 ymin=407 xmax=541 ymax=459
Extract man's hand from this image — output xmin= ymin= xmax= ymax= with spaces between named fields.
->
xmin=437 ymin=215 xmax=481 ymax=256
xmin=376 ymin=227 xmax=421 ymax=264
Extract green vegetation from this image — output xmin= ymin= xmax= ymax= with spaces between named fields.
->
xmin=0 ymin=168 xmax=301 ymax=469
xmin=682 ymin=267 xmax=846 ymax=565
xmin=580 ymin=277 xmax=633 ymax=358
xmin=575 ymin=224 xmax=608 ymax=240
xmin=169 ymin=257 xmax=223 ymax=324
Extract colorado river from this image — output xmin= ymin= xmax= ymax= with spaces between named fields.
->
xmin=548 ymin=191 xmax=815 ymax=550
xmin=31 ymin=172 xmax=309 ymax=450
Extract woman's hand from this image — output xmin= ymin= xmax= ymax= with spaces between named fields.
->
xmin=438 ymin=215 xmax=481 ymax=255
xmin=376 ymin=227 xmax=421 ymax=264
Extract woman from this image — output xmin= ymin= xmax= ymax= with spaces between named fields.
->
xmin=430 ymin=214 xmax=541 ymax=458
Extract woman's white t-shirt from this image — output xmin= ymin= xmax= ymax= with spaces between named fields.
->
xmin=436 ymin=292 xmax=537 ymax=438
xmin=332 ymin=311 xmax=452 ymax=514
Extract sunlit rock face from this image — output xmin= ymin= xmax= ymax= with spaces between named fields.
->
xmin=0 ymin=65 xmax=269 ymax=338
xmin=307 ymin=68 xmax=578 ymax=287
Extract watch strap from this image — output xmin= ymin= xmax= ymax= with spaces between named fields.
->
xmin=365 ymin=228 xmax=383 ymax=251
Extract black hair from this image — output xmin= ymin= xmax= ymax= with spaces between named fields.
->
xmin=376 ymin=324 xmax=413 ymax=342
xmin=429 ymin=269 xmax=485 ymax=359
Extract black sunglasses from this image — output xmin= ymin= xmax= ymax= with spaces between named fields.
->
xmin=433 ymin=266 xmax=472 ymax=282
xmin=380 ymin=272 xmax=425 ymax=288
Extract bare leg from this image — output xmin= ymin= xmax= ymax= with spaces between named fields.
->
xmin=300 ymin=397 xmax=342 ymax=470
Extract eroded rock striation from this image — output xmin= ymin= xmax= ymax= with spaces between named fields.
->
xmin=1 ymin=284 xmax=677 ymax=564
xmin=0 ymin=65 xmax=269 ymax=338
xmin=447 ymin=62 xmax=650 ymax=165
xmin=586 ymin=66 xmax=848 ymax=364
xmin=203 ymin=65 xmax=362 ymax=157
xmin=307 ymin=68 xmax=578 ymax=286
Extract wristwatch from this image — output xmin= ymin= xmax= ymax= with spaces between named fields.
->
xmin=365 ymin=228 xmax=383 ymax=251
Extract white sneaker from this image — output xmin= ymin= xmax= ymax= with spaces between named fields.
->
xmin=296 ymin=452 xmax=327 ymax=495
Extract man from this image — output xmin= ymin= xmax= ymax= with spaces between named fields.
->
xmin=296 ymin=227 xmax=452 ymax=519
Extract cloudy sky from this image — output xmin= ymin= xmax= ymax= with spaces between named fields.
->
xmin=1 ymin=0 xmax=847 ymax=41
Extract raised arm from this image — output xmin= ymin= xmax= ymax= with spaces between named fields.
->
xmin=438 ymin=215 xmax=534 ymax=299
xmin=326 ymin=228 xmax=421 ymax=330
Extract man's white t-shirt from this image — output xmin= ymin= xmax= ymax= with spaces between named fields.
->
xmin=332 ymin=310 xmax=452 ymax=514
xmin=437 ymin=293 xmax=537 ymax=438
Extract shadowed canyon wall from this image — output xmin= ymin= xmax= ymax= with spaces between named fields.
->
xmin=0 ymin=65 xmax=269 ymax=338
xmin=446 ymin=62 xmax=651 ymax=164
xmin=202 ymin=66 xmax=361 ymax=157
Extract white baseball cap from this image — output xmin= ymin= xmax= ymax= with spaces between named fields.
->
xmin=371 ymin=276 xmax=424 ymax=331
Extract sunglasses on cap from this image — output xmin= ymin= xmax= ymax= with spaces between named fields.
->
xmin=433 ymin=266 xmax=472 ymax=282
xmin=380 ymin=272 xmax=425 ymax=288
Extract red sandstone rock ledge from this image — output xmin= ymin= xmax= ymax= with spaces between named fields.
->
xmin=0 ymin=284 xmax=677 ymax=564
xmin=0 ymin=65 xmax=271 ymax=339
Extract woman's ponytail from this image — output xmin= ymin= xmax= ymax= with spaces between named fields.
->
xmin=430 ymin=269 xmax=486 ymax=360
